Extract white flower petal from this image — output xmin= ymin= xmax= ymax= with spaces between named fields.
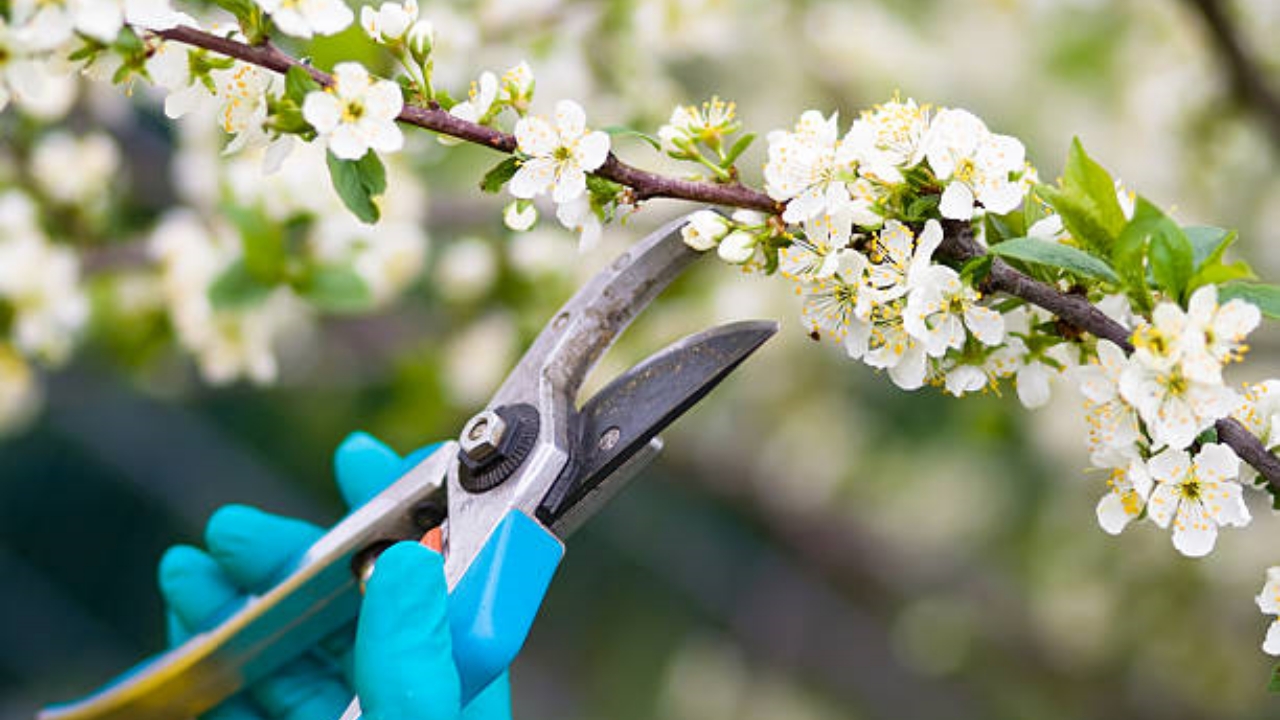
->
xmin=509 ymin=158 xmax=556 ymax=199
xmin=554 ymin=99 xmax=587 ymax=139
xmin=575 ymin=130 xmax=611 ymax=172
xmin=1171 ymin=502 xmax=1217 ymax=557
xmin=1096 ymin=491 xmax=1135 ymax=535
xmin=1264 ymin=620 xmax=1280 ymax=656
xmin=515 ymin=116 xmax=557 ymax=157
xmin=938 ymin=181 xmax=974 ymax=220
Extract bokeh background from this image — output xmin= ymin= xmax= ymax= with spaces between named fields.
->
xmin=4 ymin=0 xmax=1280 ymax=718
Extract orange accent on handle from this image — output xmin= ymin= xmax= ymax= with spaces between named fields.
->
xmin=421 ymin=527 xmax=443 ymax=553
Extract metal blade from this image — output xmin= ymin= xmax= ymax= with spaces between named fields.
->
xmin=536 ymin=320 xmax=778 ymax=532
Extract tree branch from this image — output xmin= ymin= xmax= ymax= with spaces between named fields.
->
xmin=149 ymin=24 xmax=1280 ymax=490
xmin=1181 ymin=0 xmax=1280 ymax=150
xmin=938 ymin=220 xmax=1280 ymax=491
xmin=153 ymin=26 xmax=783 ymax=213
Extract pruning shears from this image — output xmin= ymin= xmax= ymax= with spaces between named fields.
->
xmin=39 ymin=212 xmax=778 ymax=720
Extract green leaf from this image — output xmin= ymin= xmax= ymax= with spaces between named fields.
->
xmin=285 ymin=65 xmax=321 ymax=103
xmin=326 ymin=151 xmax=387 ymax=224
xmin=1112 ymin=197 xmax=1190 ymax=308
xmin=721 ymin=132 xmax=757 ymax=166
xmin=603 ymin=125 xmax=662 ymax=152
xmin=1185 ymin=226 xmax=1234 ymax=269
xmin=989 ymin=237 xmax=1119 ymax=284
xmin=298 ymin=265 xmax=373 ymax=313
xmin=1037 ymin=184 xmax=1116 ymax=257
xmin=960 ymin=254 xmax=994 ymax=286
xmin=1219 ymin=283 xmax=1280 ymax=319
xmin=904 ymin=193 xmax=940 ymax=221
xmin=210 ymin=0 xmax=256 ymax=24
xmin=1061 ymin=137 xmax=1127 ymax=238
xmin=209 ymin=260 xmax=275 ymax=310
xmin=1145 ymin=222 xmax=1194 ymax=301
xmin=479 ymin=157 xmax=520 ymax=194
xmin=1185 ymin=226 xmax=1255 ymax=292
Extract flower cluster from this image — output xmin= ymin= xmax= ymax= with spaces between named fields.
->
xmin=1078 ymin=287 xmax=1261 ymax=554
xmin=509 ymin=99 xmax=611 ymax=250
xmin=685 ymin=99 xmax=1271 ymax=569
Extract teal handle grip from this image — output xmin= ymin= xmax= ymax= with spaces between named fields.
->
xmin=448 ymin=510 xmax=564 ymax=703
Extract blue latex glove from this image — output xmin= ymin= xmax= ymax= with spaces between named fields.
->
xmin=158 ymin=432 xmax=513 ymax=720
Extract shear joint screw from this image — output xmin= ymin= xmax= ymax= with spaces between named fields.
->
xmin=460 ymin=410 xmax=507 ymax=462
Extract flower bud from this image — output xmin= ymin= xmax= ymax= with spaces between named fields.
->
xmin=407 ymin=20 xmax=435 ymax=65
xmin=680 ymin=209 xmax=730 ymax=251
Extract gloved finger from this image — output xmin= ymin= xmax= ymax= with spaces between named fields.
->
xmin=247 ymin=654 xmax=351 ymax=720
xmin=158 ymin=545 xmax=243 ymax=636
xmin=204 ymin=505 xmax=324 ymax=594
xmin=313 ymin=620 xmax=358 ymax=685
xmin=356 ymin=542 xmax=461 ymax=720
xmin=334 ymin=432 xmax=404 ymax=510
xmin=460 ymin=673 xmax=511 ymax=720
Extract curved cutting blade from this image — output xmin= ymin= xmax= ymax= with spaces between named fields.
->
xmin=537 ymin=319 xmax=779 ymax=534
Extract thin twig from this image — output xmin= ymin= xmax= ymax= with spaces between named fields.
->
xmin=149 ymin=24 xmax=1280 ymax=490
xmin=1182 ymin=0 xmax=1280 ymax=149
xmin=154 ymin=26 xmax=783 ymax=213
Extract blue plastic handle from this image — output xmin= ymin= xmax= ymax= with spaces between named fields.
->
xmin=448 ymin=510 xmax=564 ymax=703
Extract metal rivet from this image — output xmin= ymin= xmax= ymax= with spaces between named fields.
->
xmin=598 ymin=426 xmax=622 ymax=452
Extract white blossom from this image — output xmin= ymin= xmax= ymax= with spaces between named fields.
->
xmin=1092 ymin=444 xmax=1152 ymax=535
xmin=361 ymin=0 xmax=418 ymax=43
xmin=1145 ymin=444 xmax=1249 ymax=557
xmin=1180 ymin=285 xmax=1260 ymax=384
xmin=943 ymin=363 xmax=987 ymax=397
xmin=303 ymin=62 xmax=405 ymax=161
xmin=1255 ymin=567 xmax=1280 ymax=656
xmin=555 ymin=195 xmax=603 ymax=252
xmin=1122 ymin=307 xmax=1239 ymax=450
xmin=923 ymin=108 xmax=1027 ymax=220
xmin=255 ymin=0 xmax=353 ymax=38
xmin=994 ymin=308 xmax=1075 ymax=409
xmin=11 ymin=0 xmax=180 ymax=49
xmin=800 ymin=275 xmax=870 ymax=359
xmin=843 ymin=97 xmax=929 ymax=183
xmin=510 ymin=100 xmax=610 ymax=204
xmin=902 ymin=264 xmax=1004 ymax=357
xmin=781 ymin=209 xmax=864 ymax=282
xmin=1074 ymin=339 xmax=1142 ymax=461
xmin=659 ymin=96 xmax=738 ymax=156
xmin=499 ymin=61 xmax=534 ymax=112
xmin=450 ymin=71 xmax=498 ymax=124
xmin=863 ymin=219 xmax=942 ymax=308
xmin=215 ymin=63 xmax=278 ymax=154
xmin=764 ymin=110 xmax=857 ymax=224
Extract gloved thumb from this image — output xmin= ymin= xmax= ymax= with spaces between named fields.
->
xmin=355 ymin=542 xmax=462 ymax=720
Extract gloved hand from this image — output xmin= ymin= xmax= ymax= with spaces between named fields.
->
xmin=158 ymin=432 xmax=512 ymax=720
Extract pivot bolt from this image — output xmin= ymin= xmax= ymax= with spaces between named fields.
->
xmin=460 ymin=410 xmax=507 ymax=463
